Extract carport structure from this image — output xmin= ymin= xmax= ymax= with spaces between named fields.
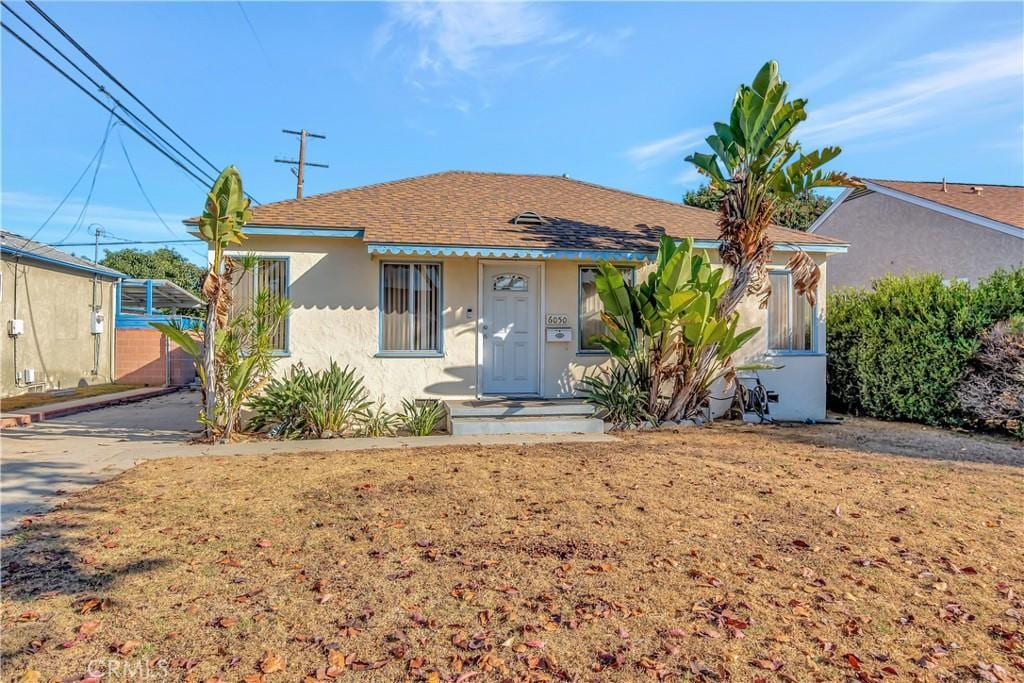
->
xmin=115 ymin=279 xmax=202 ymax=386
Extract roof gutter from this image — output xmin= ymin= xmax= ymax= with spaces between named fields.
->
xmin=0 ymin=244 xmax=126 ymax=279
xmin=368 ymin=240 xmax=848 ymax=260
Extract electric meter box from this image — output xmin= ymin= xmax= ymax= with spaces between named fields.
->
xmin=8 ymin=319 xmax=24 ymax=336
xmin=91 ymin=311 xmax=105 ymax=334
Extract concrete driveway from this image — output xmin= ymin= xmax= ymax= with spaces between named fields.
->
xmin=1 ymin=390 xmax=200 ymax=529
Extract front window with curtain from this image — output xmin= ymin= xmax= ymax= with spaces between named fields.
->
xmin=767 ymin=270 xmax=815 ymax=352
xmin=380 ymin=262 xmax=442 ymax=354
xmin=578 ymin=265 xmax=634 ymax=352
xmin=232 ymin=256 xmax=289 ymax=353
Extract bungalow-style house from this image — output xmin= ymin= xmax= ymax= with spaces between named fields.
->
xmin=808 ymin=179 xmax=1024 ymax=289
xmin=194 ymin=172 xmax=848 ymax=425
xmin=1 ymin=229 xmax=125 ymax=397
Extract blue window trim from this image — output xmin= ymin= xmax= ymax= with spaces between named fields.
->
xmin=764 ymin=268 xmax=819 ymax=354
xmin=377 ymin=260 xmax=445 ymax=357
xmin=577 ymin=264 xmax=635 ymax=355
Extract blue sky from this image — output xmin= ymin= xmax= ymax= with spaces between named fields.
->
xmin=2 ymin=1 xmax=1022 ymax=264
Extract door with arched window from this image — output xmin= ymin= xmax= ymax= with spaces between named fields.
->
xmin=481 ymin=263 xmax=540 ymax=395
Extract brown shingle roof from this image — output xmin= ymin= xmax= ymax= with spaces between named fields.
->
xmin=866 ymin=179 xmax=1024 ymax=229
xmin=218 ymin=171 xmax=843 ymax=250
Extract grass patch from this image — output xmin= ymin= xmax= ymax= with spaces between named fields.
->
xmin=2 ymin=421 xmax=1022 ymax=681
xmin=1 ymin=383 xmax=139 ymax=412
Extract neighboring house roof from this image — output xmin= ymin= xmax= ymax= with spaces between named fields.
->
xmin=189 ymin=171 xmax=844 ymax=252
xmin=1 ymin=230 xmax=126 ymax=279
xmin=809 ymin=179 xmax=1024 ymax=238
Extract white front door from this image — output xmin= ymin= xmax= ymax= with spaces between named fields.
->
xmin=482 ymin=263 xmax=540 ymax=395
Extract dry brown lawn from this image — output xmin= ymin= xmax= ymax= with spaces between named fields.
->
xmin=2 ymin=420 xmax=1023 ymax=682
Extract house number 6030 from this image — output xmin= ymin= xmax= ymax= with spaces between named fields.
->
xmin=545 ymin=314 xmax=569 ymax=326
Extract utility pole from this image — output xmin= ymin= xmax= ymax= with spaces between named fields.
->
xmin=275 ymin=129 xmax=328 ymax=199
xmin=89 ymin=223 xmax=105 ymax=375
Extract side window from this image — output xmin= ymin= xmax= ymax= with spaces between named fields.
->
xmin=767 ymin=270 xmax=814 ymax=352
xmin=233 ymin=257 xmax=289 ymax=352
xmin=578 ymin=265 xmax=634 ymax=352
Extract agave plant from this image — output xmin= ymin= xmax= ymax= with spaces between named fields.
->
xmin=400 ymin=399 xmax=446 ymax=436
xmin=592 ymin=236 xmax=759 ymax=421
xmin=356 ymin=402 xmax=401 ymax=438
xmin=579 ymin=365 xmax=655 ymax=430
xmin=247 ymin=361 xmax=372 ymax=439
xmin=685 ymin=60 xmax=857 ymax=315
xmin=246 ymin=364 xmax=309 ymax=439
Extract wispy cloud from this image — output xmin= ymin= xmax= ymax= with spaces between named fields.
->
xmin=673 ymin=167 xmax=703 ymax=188
xmin=373 ymin=2 xmax=633 ymax=113
xmin=796 ymin=3 xmax=953 ymax=94
xmin=802 ymin=36 xmax=1024 ymax=145
xmin=625 ymin=128 xmax=705 ymax=170
xmin=1 ymin=190 xmax=204 ymax=260
xmin=375 ymin=2 xmax=574 ymax=75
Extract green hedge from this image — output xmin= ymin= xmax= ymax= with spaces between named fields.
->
xmin=826 ymin=268 xmax=1024 ymax=426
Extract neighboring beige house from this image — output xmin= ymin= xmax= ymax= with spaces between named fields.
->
xmin=808 ymin=179 xmax=1024 ymax=289
xmin=1 ymin=230 xmax=124 ymax=397
xmin=192 ymin=172 xmax=848 ymax=422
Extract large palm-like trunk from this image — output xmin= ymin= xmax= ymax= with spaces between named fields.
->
xmin=715 ymin=177 xmax=774 ymax=317
xmin=679 ymin=61 xmax=856 ymax=419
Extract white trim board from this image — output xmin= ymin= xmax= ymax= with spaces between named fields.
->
xmin=810 ymin=182 xmax=1024 ymax=239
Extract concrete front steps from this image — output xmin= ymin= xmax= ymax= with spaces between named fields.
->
xmin=445 ymin=399 xmax=605 ymax=436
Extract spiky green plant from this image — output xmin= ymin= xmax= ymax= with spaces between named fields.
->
xmin=400 ymin=399 xmax=446 ymax=436
xmin=591 ymin=236 xmax=759 ymax=421
xmin=356 ymin=402 xmax=401 ymax=437
xmin=154 ymin=253 xmax=289 ymax=441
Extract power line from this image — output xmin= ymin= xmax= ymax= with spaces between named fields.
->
xmin=1 ymin=1 xmax=218 ymax=189
xmin=51 ymin=114 xmax=116 ymax=247
xmin=2 ymin=22 xmax=217 ymax=192
xmin=54 ymin=239 xmax=199 ymax=246
xmin=18 ymin=111 xmax=113 ymax=246
xmin=117 ymin=127 xmax=184 ymax=239
xmin=236 ymin=1 xmax=272 ymax=67
xmin=26 ymin=0 xmax=224 ymax=181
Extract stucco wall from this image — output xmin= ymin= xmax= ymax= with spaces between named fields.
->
xmin=229 ymin=237 xmax=828 ymax=420
xmin=815 ymin=192 xmax=1024 ymax=289
xmin=1 ymin=257 xmax=117 ymax=397
xmin=229 ymin=237 xmax=479 ymax=406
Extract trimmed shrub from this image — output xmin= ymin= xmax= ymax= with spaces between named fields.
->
xmin=826 ymin=268 xmax=1024 ymax=427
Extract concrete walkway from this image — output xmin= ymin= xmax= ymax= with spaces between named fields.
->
xmin=1 ymin=391 xmax=201 ymax=529
xmin=1 ymin=391 xmax=614 ymax=530
xmin=1 ymin=385 xmax=178 ymax=426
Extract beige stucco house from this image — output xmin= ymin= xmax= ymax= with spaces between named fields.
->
xmin=199 ymin=172 xmax=848 ymax=422
xmin=808 ymin=179 xmax=1024 ymax=289
xmin=1 ymin=230 xmax=124 ymax=397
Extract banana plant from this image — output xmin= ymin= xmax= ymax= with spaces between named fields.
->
xmin=196 ymin=167 xmax=252 ymax=436
xmin=153 ymin=278 xmax=289 ymax=439
xmin=590 ymin=236 xmax=759 ymax=420
xmin=685 ymin=60 xmax=858 ymax=316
